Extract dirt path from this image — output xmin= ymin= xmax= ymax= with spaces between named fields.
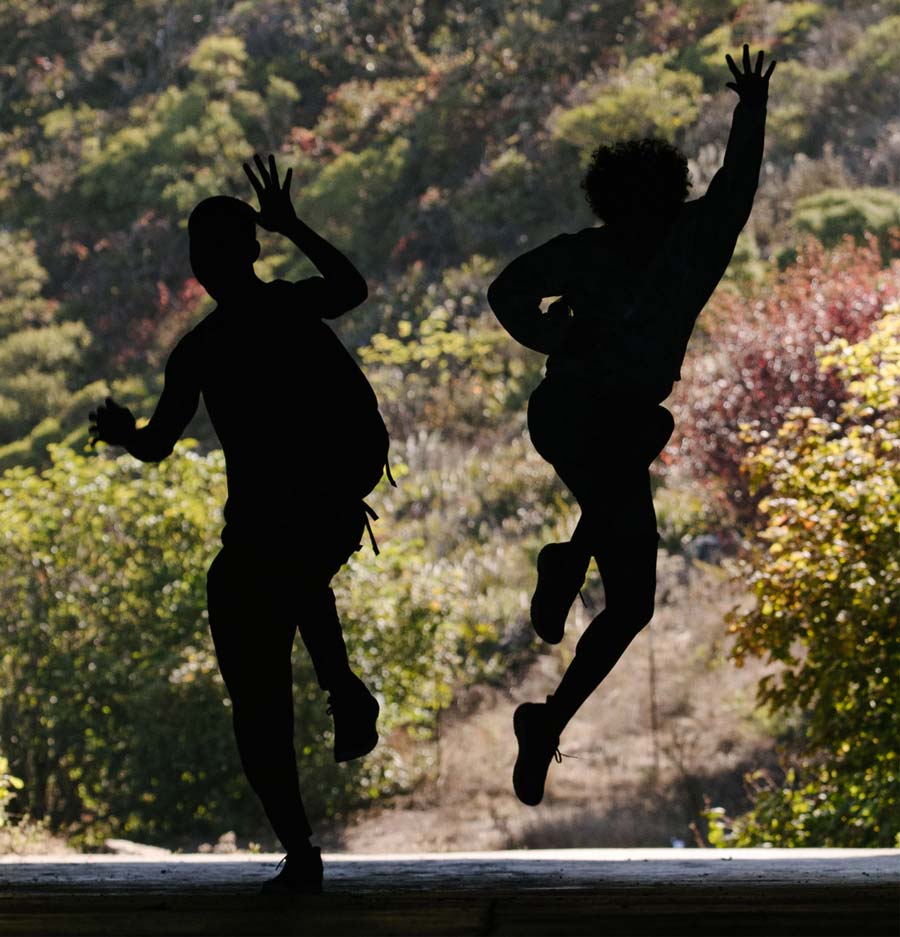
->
xmin=328 ymin=556 xmax=776 ymax=853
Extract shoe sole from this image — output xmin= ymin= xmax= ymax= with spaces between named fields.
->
xmin=334 ymin=730 xmax=378 ymax=763
xmin=333 ymin=698 xmax=380 ymax=763
xmin=530 ymin=546 xmax=581 ymax=645
xmin=512 ymin=705 xmax=544 ymax=806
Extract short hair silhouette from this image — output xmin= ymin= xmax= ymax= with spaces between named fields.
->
xmin=581 ymin=138 xmax=692 ymax=223
xmin=188 ymin=196 xmax=260 ymax=290
xmin=188 ymin=195 xmax=257 ymax=246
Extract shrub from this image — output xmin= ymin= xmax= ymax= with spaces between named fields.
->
xmin=673 ymin=236 xmax=900 ymax=515
xmin=552 ymin=55 xmax=703 ymax=158
xmin=709 ymin=308 xmax=900 ymax=846
xmin=792 ymin=187 xmax=900 ymax=262
xmin=0 ymin=439 xmax=534 ymax=843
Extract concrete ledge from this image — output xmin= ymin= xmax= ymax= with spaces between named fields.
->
xmin=1 ymin=849 xmax=897 ymax=936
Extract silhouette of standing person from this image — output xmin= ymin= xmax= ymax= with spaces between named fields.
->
xmin=89 ymin=154 xmax=390 ymax=892
xmin=487 ymin=47 xmax=775 ymax=805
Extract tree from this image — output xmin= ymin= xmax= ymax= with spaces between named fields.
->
xmin=0 ymin=231 xmax=91 ymax=445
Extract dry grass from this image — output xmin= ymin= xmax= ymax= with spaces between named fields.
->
xmin=327 ymin=553 xmax=778 ymax=853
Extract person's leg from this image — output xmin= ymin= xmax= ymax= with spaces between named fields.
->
xmin=295 ymin=502 xmax=368 ymax=693
xmin=296 ymin=587 xmax=355 ymax=691
xmin=513 ymin=403 xmax=672 ymax=805
xmin=206 ymin=548 xmax=312 ymax=853
xmin=513 ymin=463 xmax=658 ymax=804
xmin=546 ymin=474 xmax=659 ymax=734
xmin=527 ymin=380 xmax=593 ymax=641
xmin=294 ymin=504 xmax=379 ymax=762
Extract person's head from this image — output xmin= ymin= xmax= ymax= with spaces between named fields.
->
xmin=188 ymin=196 xmax=260 ymax=299
xmin=581 ymin=138 xmax=691 ymax=227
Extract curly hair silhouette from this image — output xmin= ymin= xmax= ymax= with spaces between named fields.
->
xmin=581 ymin=138 xmax=692 ymax=223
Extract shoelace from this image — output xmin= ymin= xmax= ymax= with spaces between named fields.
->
xmin=553 ymin=749 xmax=579 ymax=763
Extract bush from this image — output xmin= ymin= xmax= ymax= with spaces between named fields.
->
xmin=0 ymin=439 xmax=539 ymax=843
xmin=709 ymin=308 xmax=900 ymax=846
xmin=552 ymin=55 xmax=703 ymax=158
xmin=792 ymin=187 xmax=900 ymax=262
xmin=0 ymin=756 xmax=24 ymax=828
xmin=673 ymin=236 xmax=900 ymax=515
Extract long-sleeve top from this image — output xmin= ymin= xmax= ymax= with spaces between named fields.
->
xmin=487 ymin=99 xmax=767 ymax=403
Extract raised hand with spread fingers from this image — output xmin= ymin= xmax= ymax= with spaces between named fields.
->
xmin=725 ymin=43 xmax=776 ymax=108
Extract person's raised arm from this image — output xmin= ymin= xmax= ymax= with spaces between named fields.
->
xmin=88 ymin=332 xmax=201 ymax=462
xmin=487 ymin=233 xmax=575 ymax=355
xmin=243 ymin=153 xmax=368 ymax=319
xmin=702 ymin=45 xmax=775 ymax=233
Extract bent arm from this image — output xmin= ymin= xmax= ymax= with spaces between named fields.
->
xmin=126 ymin=334 xmax=201 ymax=462
xmin=284 ymin=218 xmax=368 ymax=319
xmin=702 ymin=98 xmax=767 ymax=234
xmin=487 ymin=234 xmax=574 ymax=355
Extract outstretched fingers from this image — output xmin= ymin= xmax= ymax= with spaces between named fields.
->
xmin=725 ymin=52 xmax=740 ymax=81
xmin=253 ymin=153 xmax=271 ymax=188
xmin=725 ymin=45 xmax=776 ymax=94
xmin=268 ymin=153 xmax=280 ymax=189
xmin=243 ymin=161 xmax=265 ymax=201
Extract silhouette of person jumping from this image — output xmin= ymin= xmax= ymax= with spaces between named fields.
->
xmin=89 ymin=154 xmax=390 ymax=893
xmin=487 ymin=47 xmax=775 ymax=805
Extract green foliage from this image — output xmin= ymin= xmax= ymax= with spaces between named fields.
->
xmin=552 ymin=55 xmax=703 ymax=156
xmin=3 ymin=0 xmax=900 ymax=850
xmin=765 ymin=61 xmax=841 ymax=155
xmin=654 ymin=484 xmax=729 ymax=554
xmin=0 ymin=756 xmax=25 ymax=828
xmin=674 ymin=23 xmax=736 ymax=91
xmin=0 ymin=444 xmax=231 ymax=840
xmin=361 ymin=257 xmax=542 ymax=439
xmin=773 ymin=2 xmax=826 ymax=50
xmin=792 ymin=188 xmax=900 ymax=262
xmin=845 ymin=16 xmax=900 ymax=116
xmin=451 ymin=150 xmax=550 ymax=257
xmin=0 ymin=231 xmax=54 ymax=336
xmin=0 ymin=230 xmax=92 ymax=445
xmin=301 ymin=138 xmax=412 ymax=270
xmin=71 ymin=33 xmax=277 ymax=228
xmin=0 ymin=440 xmax=542 ymax=841
xmin=710 ymin=308 xmax=900 ymax=846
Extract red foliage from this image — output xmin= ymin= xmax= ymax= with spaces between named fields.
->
xmin=671 ymin=236 xmax=900 ymax=515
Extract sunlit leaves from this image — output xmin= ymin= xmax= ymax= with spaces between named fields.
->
xmin=552 ymin=55 xmax=703 ymax=158
xmin=711 ymin=309 xmax=900 ymax=846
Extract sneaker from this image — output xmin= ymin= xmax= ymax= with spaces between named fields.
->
xmin=512 ymin=702 xmax=562 ymax=806
xmin=530 ymin=542 xmax=589 ymax=644
xmin=259 ymin=848 xmax=323 ymax=895
xmin=327 ymin=678 xmax=380 ymax=763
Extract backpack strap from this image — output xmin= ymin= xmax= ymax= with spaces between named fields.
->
xmin=362 ymin=501 xmax=380 ymax=555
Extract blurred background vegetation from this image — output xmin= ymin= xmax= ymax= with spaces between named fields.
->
xmin=0 ymin=0 xmax=897 ymax=852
